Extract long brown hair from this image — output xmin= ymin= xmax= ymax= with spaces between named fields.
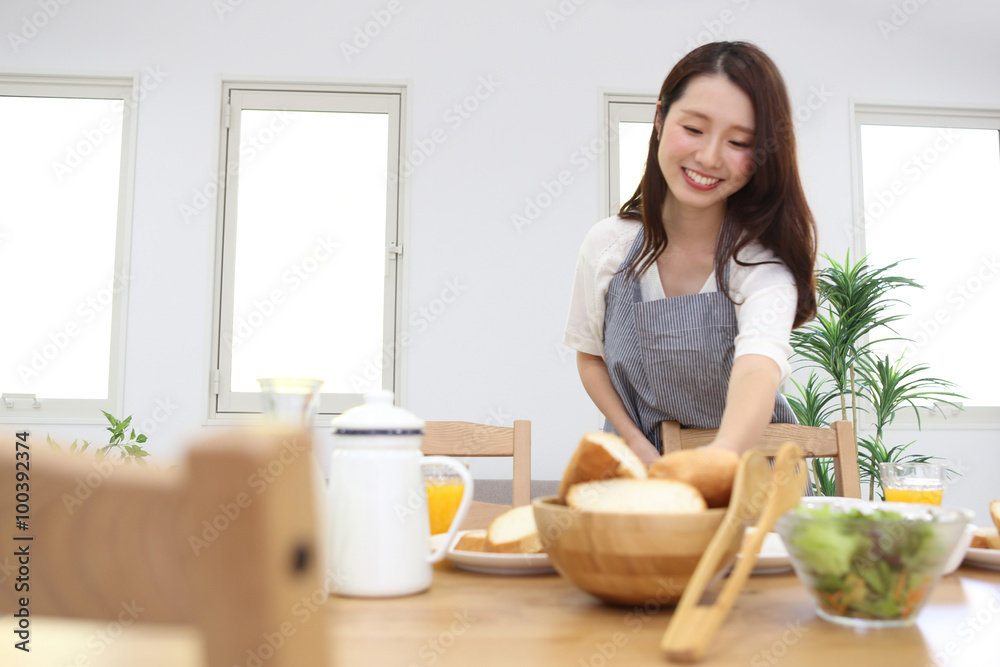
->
xmin=619 ymin=41 xmax=817 ymax=328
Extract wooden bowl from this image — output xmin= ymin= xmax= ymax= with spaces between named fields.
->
xmin=532 ymin=496 xmax=736 ymax=606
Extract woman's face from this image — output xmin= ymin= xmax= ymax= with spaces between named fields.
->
xmin=655 ymin=74 xmax=756 ymax=215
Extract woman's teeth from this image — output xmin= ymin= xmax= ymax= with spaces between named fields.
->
xmin=684 ymin=168 xmax=720 ymax=186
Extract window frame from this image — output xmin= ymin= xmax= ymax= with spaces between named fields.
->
xmin=0 ymin=74 xmax=138 ymax=424
xmin=605 ymin=93 xmax=656 ymax=219
xmin=208 ymin=81 xmax=406 ymax=421
xmin=850 ymin=100 xmax=1000 ymax=428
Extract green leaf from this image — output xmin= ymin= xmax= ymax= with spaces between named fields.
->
xmin=136 ymin=434 xmax=148 ymax=443
xmin=790 ymin=252 xmax=965 ymax=495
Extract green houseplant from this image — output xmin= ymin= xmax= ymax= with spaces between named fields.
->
xmin=47 ymin=410 xmax=152 ymax=465
xmin=786 ymin=253 xmax=963 ymax=499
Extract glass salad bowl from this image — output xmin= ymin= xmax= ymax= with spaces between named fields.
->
xmin=775 ymin=498 xmax=972 ymax=628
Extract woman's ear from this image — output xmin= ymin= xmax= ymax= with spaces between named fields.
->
xmin=653 ymin=101 xmax=663 ymax=141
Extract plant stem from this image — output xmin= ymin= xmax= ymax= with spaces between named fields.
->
xmin=850 ymin=365 xmax=858 ymax=444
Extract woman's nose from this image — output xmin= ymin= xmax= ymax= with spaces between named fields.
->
xmin=696 ymin=137 xmax=724 ymax=169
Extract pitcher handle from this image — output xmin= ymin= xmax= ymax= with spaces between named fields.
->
xmin=422 ymin=456 xmax=474 ymax=563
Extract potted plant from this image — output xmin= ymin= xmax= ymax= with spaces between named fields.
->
xmin=786 ymin=253 xmax=963 ymax=499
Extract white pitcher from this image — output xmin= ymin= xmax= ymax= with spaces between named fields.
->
xmin=326 ymin=390 xmax=473 ymax=597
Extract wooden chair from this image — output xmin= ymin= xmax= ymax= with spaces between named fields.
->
xmin=0 ymin=427 xmax=327 ymax=667
xmin=660 ymin=420 xmax=862 ymax=498
xmin=422 ymin=420 xmax=531 ymax=529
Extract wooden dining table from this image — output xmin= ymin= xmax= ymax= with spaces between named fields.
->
xmin=11 ymin=561 xmax=1000 ymax=667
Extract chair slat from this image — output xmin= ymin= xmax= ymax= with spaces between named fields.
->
xmin=421 ymin=420 xmax=532 ymax=507
xmin=422 ymin=421 xmax=515 ymax=456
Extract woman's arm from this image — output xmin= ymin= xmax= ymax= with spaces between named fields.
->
xmin=705 ymin=353 xmax=783 ymax=454
xmin=576 ymin=351 xmax=661 ymax=464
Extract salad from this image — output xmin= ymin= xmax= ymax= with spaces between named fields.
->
xmin=780 ymin=504 xmax=950 ymax=621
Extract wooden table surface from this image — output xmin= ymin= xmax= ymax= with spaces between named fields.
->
xmin=11 ymin=563 xmax=1000 ymax=667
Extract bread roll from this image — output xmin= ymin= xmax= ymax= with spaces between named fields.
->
xmin=486 ymin=505 xmax=543 ymax=554
xmin=557 ymin=432 xmax=648 ymax=503
xmin=648 ymin=448 xmax=739 ymax=508
xmin=565 ymin=478 xmax=706 ymax=514
xmin=453 ymin=529 xmax=488 ymax=552
xmin=991 ymin=499 xmax=1000 ymax=535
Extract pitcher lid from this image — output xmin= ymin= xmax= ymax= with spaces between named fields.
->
xmin=330 ymin=389 xmax=424 ymax=434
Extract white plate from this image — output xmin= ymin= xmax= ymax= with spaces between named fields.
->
xmin=432 ymin=530 xmax=556 ymax=576
xmin=963 ymin=527 xmax=1000 ymax=571
xmin=742 ymin=529 xmax=792 ymax=575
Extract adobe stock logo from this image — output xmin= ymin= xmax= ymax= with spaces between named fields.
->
xmin=7 ymin=0 xmax=72 ymax=53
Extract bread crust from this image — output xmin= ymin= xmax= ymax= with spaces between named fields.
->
xmin=557 ymin=432 xmax=648 ymax=503
xmin=648 ymin=448 xmax=739 ymax=508
xmin=454 ymin=529 xmax=488 ymax=552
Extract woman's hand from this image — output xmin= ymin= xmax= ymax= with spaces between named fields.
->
xmin=577 ymin=351 xmax=662 ymax=465
xmin=702 ymin=436 xmax=742 ymax=454
xmin=625 ymin=433 xmax=662 ymax=466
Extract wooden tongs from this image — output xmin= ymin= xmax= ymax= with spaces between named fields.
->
xmin=661 ymin=443 xmax=808 ymax=663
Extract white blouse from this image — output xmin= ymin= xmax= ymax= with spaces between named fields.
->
xmin=562 ymin=216 xmax=798 ymax=382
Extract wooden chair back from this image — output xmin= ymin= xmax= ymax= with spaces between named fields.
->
xmin=422 ymin=420 xmax=531 ymax=528
xmin=0 ymin=427 xmax=327 ymax=667
xmin=660 ymin=420 xmax=862 ymax=498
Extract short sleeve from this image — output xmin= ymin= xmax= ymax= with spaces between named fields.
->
xmin=562 ymin=217 xmax=641 ymax=358
xmin=729 ymin=245 xmax=798 ymax=383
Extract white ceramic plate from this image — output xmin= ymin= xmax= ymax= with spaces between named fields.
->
xmin=432 ymin=531 xmax=556 ymax=576
xmin=742 ymin=529 xmax=792 ymax=575
xmin=963 ymin=527 xmax=1000 ymax=571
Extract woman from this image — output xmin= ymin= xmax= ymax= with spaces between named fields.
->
xmin=563 ymin=41 xmax=817 ymax=464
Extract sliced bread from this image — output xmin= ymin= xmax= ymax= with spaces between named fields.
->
xmin=557 ymin=432 xmax=648 ymax=503
xmin=971 ymin=526 xmax=1000 ymax=550
xmin=486 ymin=505 xmax=543 ymax=554
xmin=565 ymin=478 xmax=707 ymax=514
xmin=453 ymin=529 xmax=488 ymax=552
xmin=648 ymin=448 xmax=739 ymax=508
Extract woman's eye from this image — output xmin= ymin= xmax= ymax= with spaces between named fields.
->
xmin=730 ymin=140 xmax=751 ymax=149
xmin=683 ymin=126 xmax=702 ymax=135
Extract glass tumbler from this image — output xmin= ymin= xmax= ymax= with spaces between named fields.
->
xmin=880 ymin=462 xmax=947 ymax=505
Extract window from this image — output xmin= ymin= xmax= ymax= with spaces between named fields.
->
xmin=0 ymin=76 xmax=137 ymax=422
xmin=606 ymin=95 xmax=655 ymax=217
xmin=211 ymin=83 xmax=404 ymax=418
xmin=853 ymin=103 xmax=1000 ymax=425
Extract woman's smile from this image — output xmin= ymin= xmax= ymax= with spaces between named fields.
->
xmin=681 ymin=167 xmax=722 ymax=189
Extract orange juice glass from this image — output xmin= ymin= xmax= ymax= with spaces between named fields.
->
xmin=880 ymin=463 xmax=946 ymax=505
xmin=424 ymin=464 xmax=467 ymax=535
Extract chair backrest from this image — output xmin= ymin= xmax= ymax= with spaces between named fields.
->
xmin=422 ymin=420 xmax=531 ymax=506
xmin=660 ymin=420 xmax=861 ymax=498
xmin=0 ymin=427 xmax=327 ymax=667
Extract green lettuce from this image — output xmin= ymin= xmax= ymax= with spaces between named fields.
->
xmin=789 ymin=506 xmax=866 ymax=576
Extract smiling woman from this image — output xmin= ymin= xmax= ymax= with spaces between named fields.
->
xmin=564 ymin=41 xmax=818 ymax=465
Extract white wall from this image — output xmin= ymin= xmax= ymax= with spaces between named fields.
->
xmin=5 ymin=0 xmax=998 ymax=514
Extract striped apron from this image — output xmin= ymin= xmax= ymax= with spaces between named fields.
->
xmin=603 ymin=229 xmax=797 ymax=452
